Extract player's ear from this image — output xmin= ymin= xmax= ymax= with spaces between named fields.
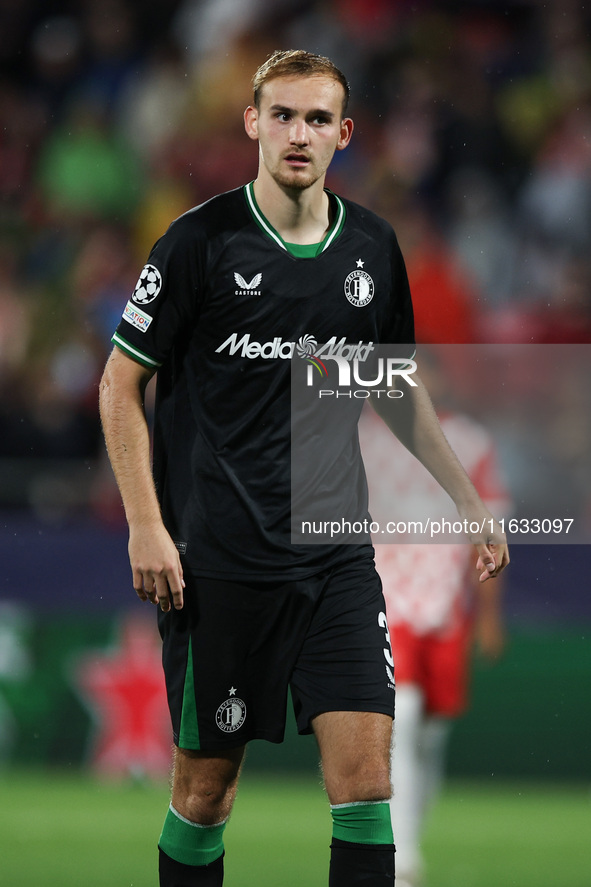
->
xmin=336 ymin=117 xmax=354 ymax=151
xmin=244 ymin=106 xmax=259 ymax=141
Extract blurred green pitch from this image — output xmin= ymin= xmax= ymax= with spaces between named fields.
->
xmin=1 ymin=770 xmax=589 ymax=886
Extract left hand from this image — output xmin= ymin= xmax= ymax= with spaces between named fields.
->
xmin=475 ymin=538 xmax=509 ymax=582
xmin=459 ymin=510 xmax=509 ymax=582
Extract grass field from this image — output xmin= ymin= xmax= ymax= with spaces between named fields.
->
xmin=1 ymin=769 xmax=589 ymax=886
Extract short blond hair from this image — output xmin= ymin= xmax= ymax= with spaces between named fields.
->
xmin=252 ymin=49 xmax=350 ymax=115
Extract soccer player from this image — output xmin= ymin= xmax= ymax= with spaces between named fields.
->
xmin=99 ymin=50 xmax=509 ymax=887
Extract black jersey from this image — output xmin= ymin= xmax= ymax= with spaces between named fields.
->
xmin=112 ymin=184 xmax=415 ymax=579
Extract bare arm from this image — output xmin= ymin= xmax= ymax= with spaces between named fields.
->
xmin=99 ymin=347 xmax=185 ymax=610
xmin=371 ymin=374 xmax=509 ymax=581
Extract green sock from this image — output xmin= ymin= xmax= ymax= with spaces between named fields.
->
xmin=159 ymin=804 xmax=227 ymax=867
xmin=330 ymin=801 xmax=394 ymax=845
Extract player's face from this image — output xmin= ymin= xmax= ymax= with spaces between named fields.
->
xmin=244 ymin=74 xmax=353 ymax=192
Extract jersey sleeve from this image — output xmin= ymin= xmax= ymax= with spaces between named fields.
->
xmin=112 ymin=214 xmax=204 ymax=369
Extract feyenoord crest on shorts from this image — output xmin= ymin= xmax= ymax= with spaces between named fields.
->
xmin=215 ymin=691 xmax=247 ymax=734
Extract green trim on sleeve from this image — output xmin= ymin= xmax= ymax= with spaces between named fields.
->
xmin=111 ymin=332 xmax=162 ymax=369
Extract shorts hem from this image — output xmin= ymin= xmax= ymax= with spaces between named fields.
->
xmin=297 ymin=702 xmax=395 ymax=736
xmin=173 ymin=730 xmax=286 ymax=751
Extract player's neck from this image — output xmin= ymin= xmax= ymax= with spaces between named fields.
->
xmin=252 ymin=175 xmax=331 ymax=245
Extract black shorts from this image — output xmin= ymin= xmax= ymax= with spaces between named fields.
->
xmin=158 ymin=553 xmax=395 ymax=750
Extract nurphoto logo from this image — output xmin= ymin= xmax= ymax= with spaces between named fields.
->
xmin=305 ymin=353 xmax=417 ymax=399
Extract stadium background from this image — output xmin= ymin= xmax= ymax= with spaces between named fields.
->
xmin=1 ymin=1 xmax=590 ymax=884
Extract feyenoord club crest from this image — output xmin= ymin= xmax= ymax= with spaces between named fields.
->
xmin=344 ymin=268 xmax=374 ymax=307
xmin=216 ymin=691 xmax=247 ymax=734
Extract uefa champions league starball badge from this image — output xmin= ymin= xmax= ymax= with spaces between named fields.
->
xmin=132 ymin=264 xmax=163 ymax=304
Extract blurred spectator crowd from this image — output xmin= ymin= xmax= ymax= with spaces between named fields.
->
xmin=1 ymin=0 xmax=591 ymax=524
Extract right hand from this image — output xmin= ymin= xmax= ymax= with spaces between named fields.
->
xmin=128 ymin=523 xmax=185 ymax=611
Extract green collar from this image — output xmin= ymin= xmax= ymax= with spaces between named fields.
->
xmin=244 ymin=181 xmax=346 ymax=258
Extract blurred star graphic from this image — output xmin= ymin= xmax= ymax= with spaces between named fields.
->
xmin=75 ymin=615 xmax=171 ymax=779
